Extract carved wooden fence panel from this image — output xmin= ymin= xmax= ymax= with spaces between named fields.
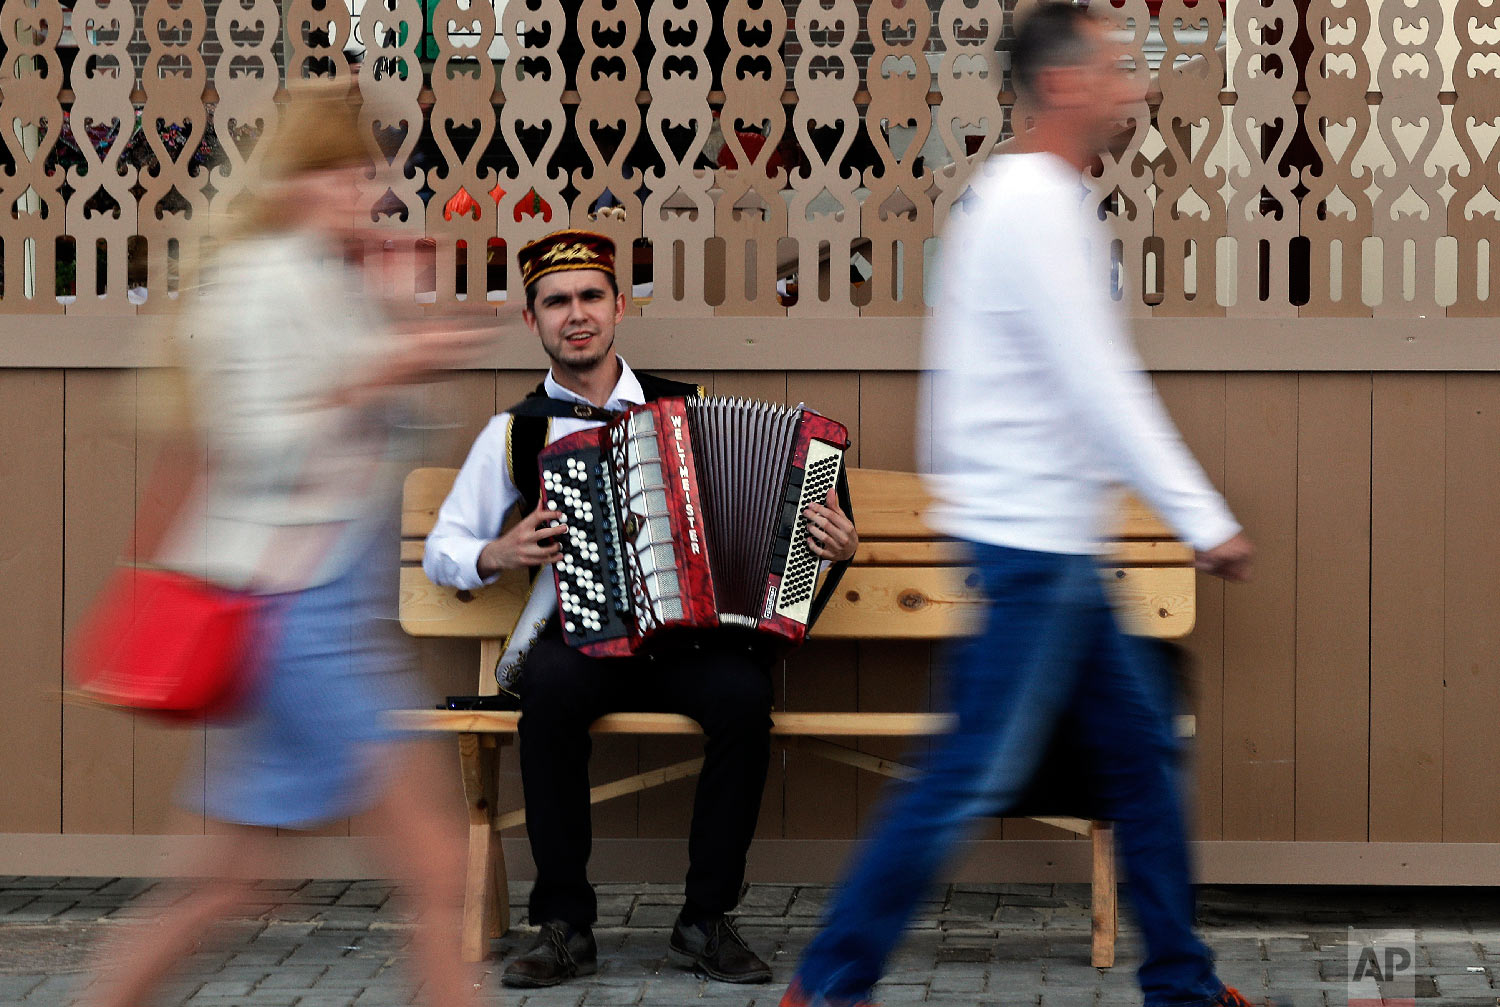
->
xmin=1 ymin=0 xmax=1496 ymax=321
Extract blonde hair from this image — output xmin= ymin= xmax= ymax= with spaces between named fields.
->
xmin=232 ymin=78 xmax=372 ymax=236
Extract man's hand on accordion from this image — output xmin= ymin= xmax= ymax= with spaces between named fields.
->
xmin=804 ymin=488 xmax=858 ymax=563
xmin=477 ymin=502 xmax=568 ymax=577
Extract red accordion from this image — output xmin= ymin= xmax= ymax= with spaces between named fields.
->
xmin=538 ymin=397 xmax=851 ymax=657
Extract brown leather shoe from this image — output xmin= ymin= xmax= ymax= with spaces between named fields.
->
xmin=501 ymin=920 xmax=597 ymax=988
xmin=668 ymin=914 xmax=773 ymax=984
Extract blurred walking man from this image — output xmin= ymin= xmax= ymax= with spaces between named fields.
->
xmin=781 ymin=6 xmax=1258 ymax=1007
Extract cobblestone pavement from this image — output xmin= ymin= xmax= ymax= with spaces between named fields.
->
xmin=1 ymin=877 xmax=1497 ymax=1006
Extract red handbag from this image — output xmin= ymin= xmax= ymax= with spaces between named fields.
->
xmin=69 ymin=435 xmax=265 ymax=722
xmin=71 ymin=567 xmax=263 ymax=721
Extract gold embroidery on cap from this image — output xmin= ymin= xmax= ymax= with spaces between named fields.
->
xmin=539 ymin=242 xmax=600 ymax=266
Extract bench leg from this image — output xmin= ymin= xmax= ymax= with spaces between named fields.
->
xmin=458 ymin=733 xmax=506 ymax=962
xmin=1089 ymin=821 xmax=1117 ymax=969
xmin=488 ymin=739 xmax=511 ymax=941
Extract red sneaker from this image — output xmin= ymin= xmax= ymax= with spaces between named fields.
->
xmin=779 ymin=980 xmax=811 ymax=1007
xmin=779 ymin=978 xmax=879 ymax=1007
xmin=1214 ymin=988 xmax=1255 ymax=1007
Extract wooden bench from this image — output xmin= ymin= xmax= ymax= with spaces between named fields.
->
xmin=394 ymin=467 xmax=1197 ymax=967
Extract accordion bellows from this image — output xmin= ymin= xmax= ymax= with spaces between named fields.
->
xmin=539 ymin=397 xmax=850 ymax=657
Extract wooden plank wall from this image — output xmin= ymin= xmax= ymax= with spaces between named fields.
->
xmin=5 ymin=369 xmax=1500 ymax=860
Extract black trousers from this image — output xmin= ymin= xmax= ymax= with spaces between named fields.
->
xmin=517 ymin=629 xmax=774 ymax=929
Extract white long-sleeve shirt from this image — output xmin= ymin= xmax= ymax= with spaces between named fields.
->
xmin=423 ymin=361 xmax=648 ymax=590
xmin=921 ymin=152 xmax=1240 ymax=555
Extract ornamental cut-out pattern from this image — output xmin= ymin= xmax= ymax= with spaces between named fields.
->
xmin=3 ymin=0 xmax=1498 ymax=316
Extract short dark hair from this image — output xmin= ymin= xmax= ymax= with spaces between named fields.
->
xmin=524 ymin=269 xmax=620 ymax=313
xmin=1010 ymin=3 xmax=1099 ymax=101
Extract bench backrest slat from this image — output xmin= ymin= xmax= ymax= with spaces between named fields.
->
xmin=398 ymin=468 xmax=1197 ymax=655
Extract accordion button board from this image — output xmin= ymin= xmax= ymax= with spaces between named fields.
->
xmin=538 ymin=397 xmax=851 ymax=658
xmin=541 ymin=450 xmax=633 ymax=647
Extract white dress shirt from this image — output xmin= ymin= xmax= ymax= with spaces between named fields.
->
xmin=921 ymin=152 xmax=1240 ymax=555
xmin=423 ymin=359 xmax=647 ymax=590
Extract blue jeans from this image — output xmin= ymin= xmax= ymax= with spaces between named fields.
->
xmin=793 ymin=542 xmax=1224 ymax=1007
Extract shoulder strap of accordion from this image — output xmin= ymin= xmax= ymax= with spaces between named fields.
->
xmin=504 ymin=385 xmax=604 ymax=512
xmin=805 ymin=464 xmax=855 ymax=633
xmin=503 ymin=375 xmax=701 ymax=418
xmin=506 ymin=412 xmax=552 ymax=516
xmin=506 ymin=394 xmax=620 ymax=422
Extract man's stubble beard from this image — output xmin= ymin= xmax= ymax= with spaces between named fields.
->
xmin=545 ymin=331 xmax=616 ymax=377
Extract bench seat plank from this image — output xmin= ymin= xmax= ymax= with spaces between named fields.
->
xmin=847 ymin=538 xmax=1191 ymax=567
xmin=842 ymin=469 xmax=1176 ymax=541
xmin=1101 ymin=567 xmax=1196 ymax=638
xmin=399 ymin=566 xmax=530 ymax=638
xmin=401 ymin=537 xmax=1193 ymax=569
xmin=392 ymin=710 xmax=954 ymax=735
xmin=398 ymin=564 xmax=1196 ymax=640
xmin=391 ymin=709 xmax=1196 ymax=738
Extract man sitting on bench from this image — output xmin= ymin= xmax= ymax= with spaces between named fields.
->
xmin=423 ymin=229 xmax=858 ymax=989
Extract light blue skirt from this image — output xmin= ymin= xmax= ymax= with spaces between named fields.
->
xmin=192 ymin=532 xmax=420 ymax=829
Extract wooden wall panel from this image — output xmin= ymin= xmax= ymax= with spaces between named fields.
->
xmin=851 ymin=372 xmax=927 ymax=827
xmin=788 ymin=372 xmax=861 ymax=467
xmin=493 ymin=369 xmax=539 ymax=419
xmin=710 ymin=371 xmax=788 ymax=404
xmin=1370 ymin=375 xmax=1445 ymax=842
xmin=1293 ymin=375 xmax=1371 ymax=841
xmin=129 ymin=380 xmax=208 ymax=835
xmin=1442 ymin=375 xmax=1500 ymax=840
xmin=0 ymin=372 xmax=64 ymax=833
xmin=782 ymin=641 xmax=860 ymax=840
xmin=1220 ymin=375 xmax=1298 ymax=841
xmin=1154 ymin=373 xmax=1227 ymax=841
xmin=780 ymin=372 xmax=864 ymax=840
xmin=60 ymin=371 xmax=137 ymax=835
xmin=856 ymin=373 xmax=918 ymax=472
xmin=17 ymin=364 xmax=1500 ymax=867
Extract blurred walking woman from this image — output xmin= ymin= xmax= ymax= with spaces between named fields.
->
xmin=84 ymin=83 xmax=487 ymax=1007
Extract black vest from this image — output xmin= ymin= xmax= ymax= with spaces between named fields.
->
xmin=505 ymin=372 xmax=705 ymax=515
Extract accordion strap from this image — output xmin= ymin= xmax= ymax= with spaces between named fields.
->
xmin=503 ymin=374 xmax=703 ymax=422
xmin=507 ymin=396 xmax=622 ymax=422
xmin=805 ymin=464 xmax=855 ymax=633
